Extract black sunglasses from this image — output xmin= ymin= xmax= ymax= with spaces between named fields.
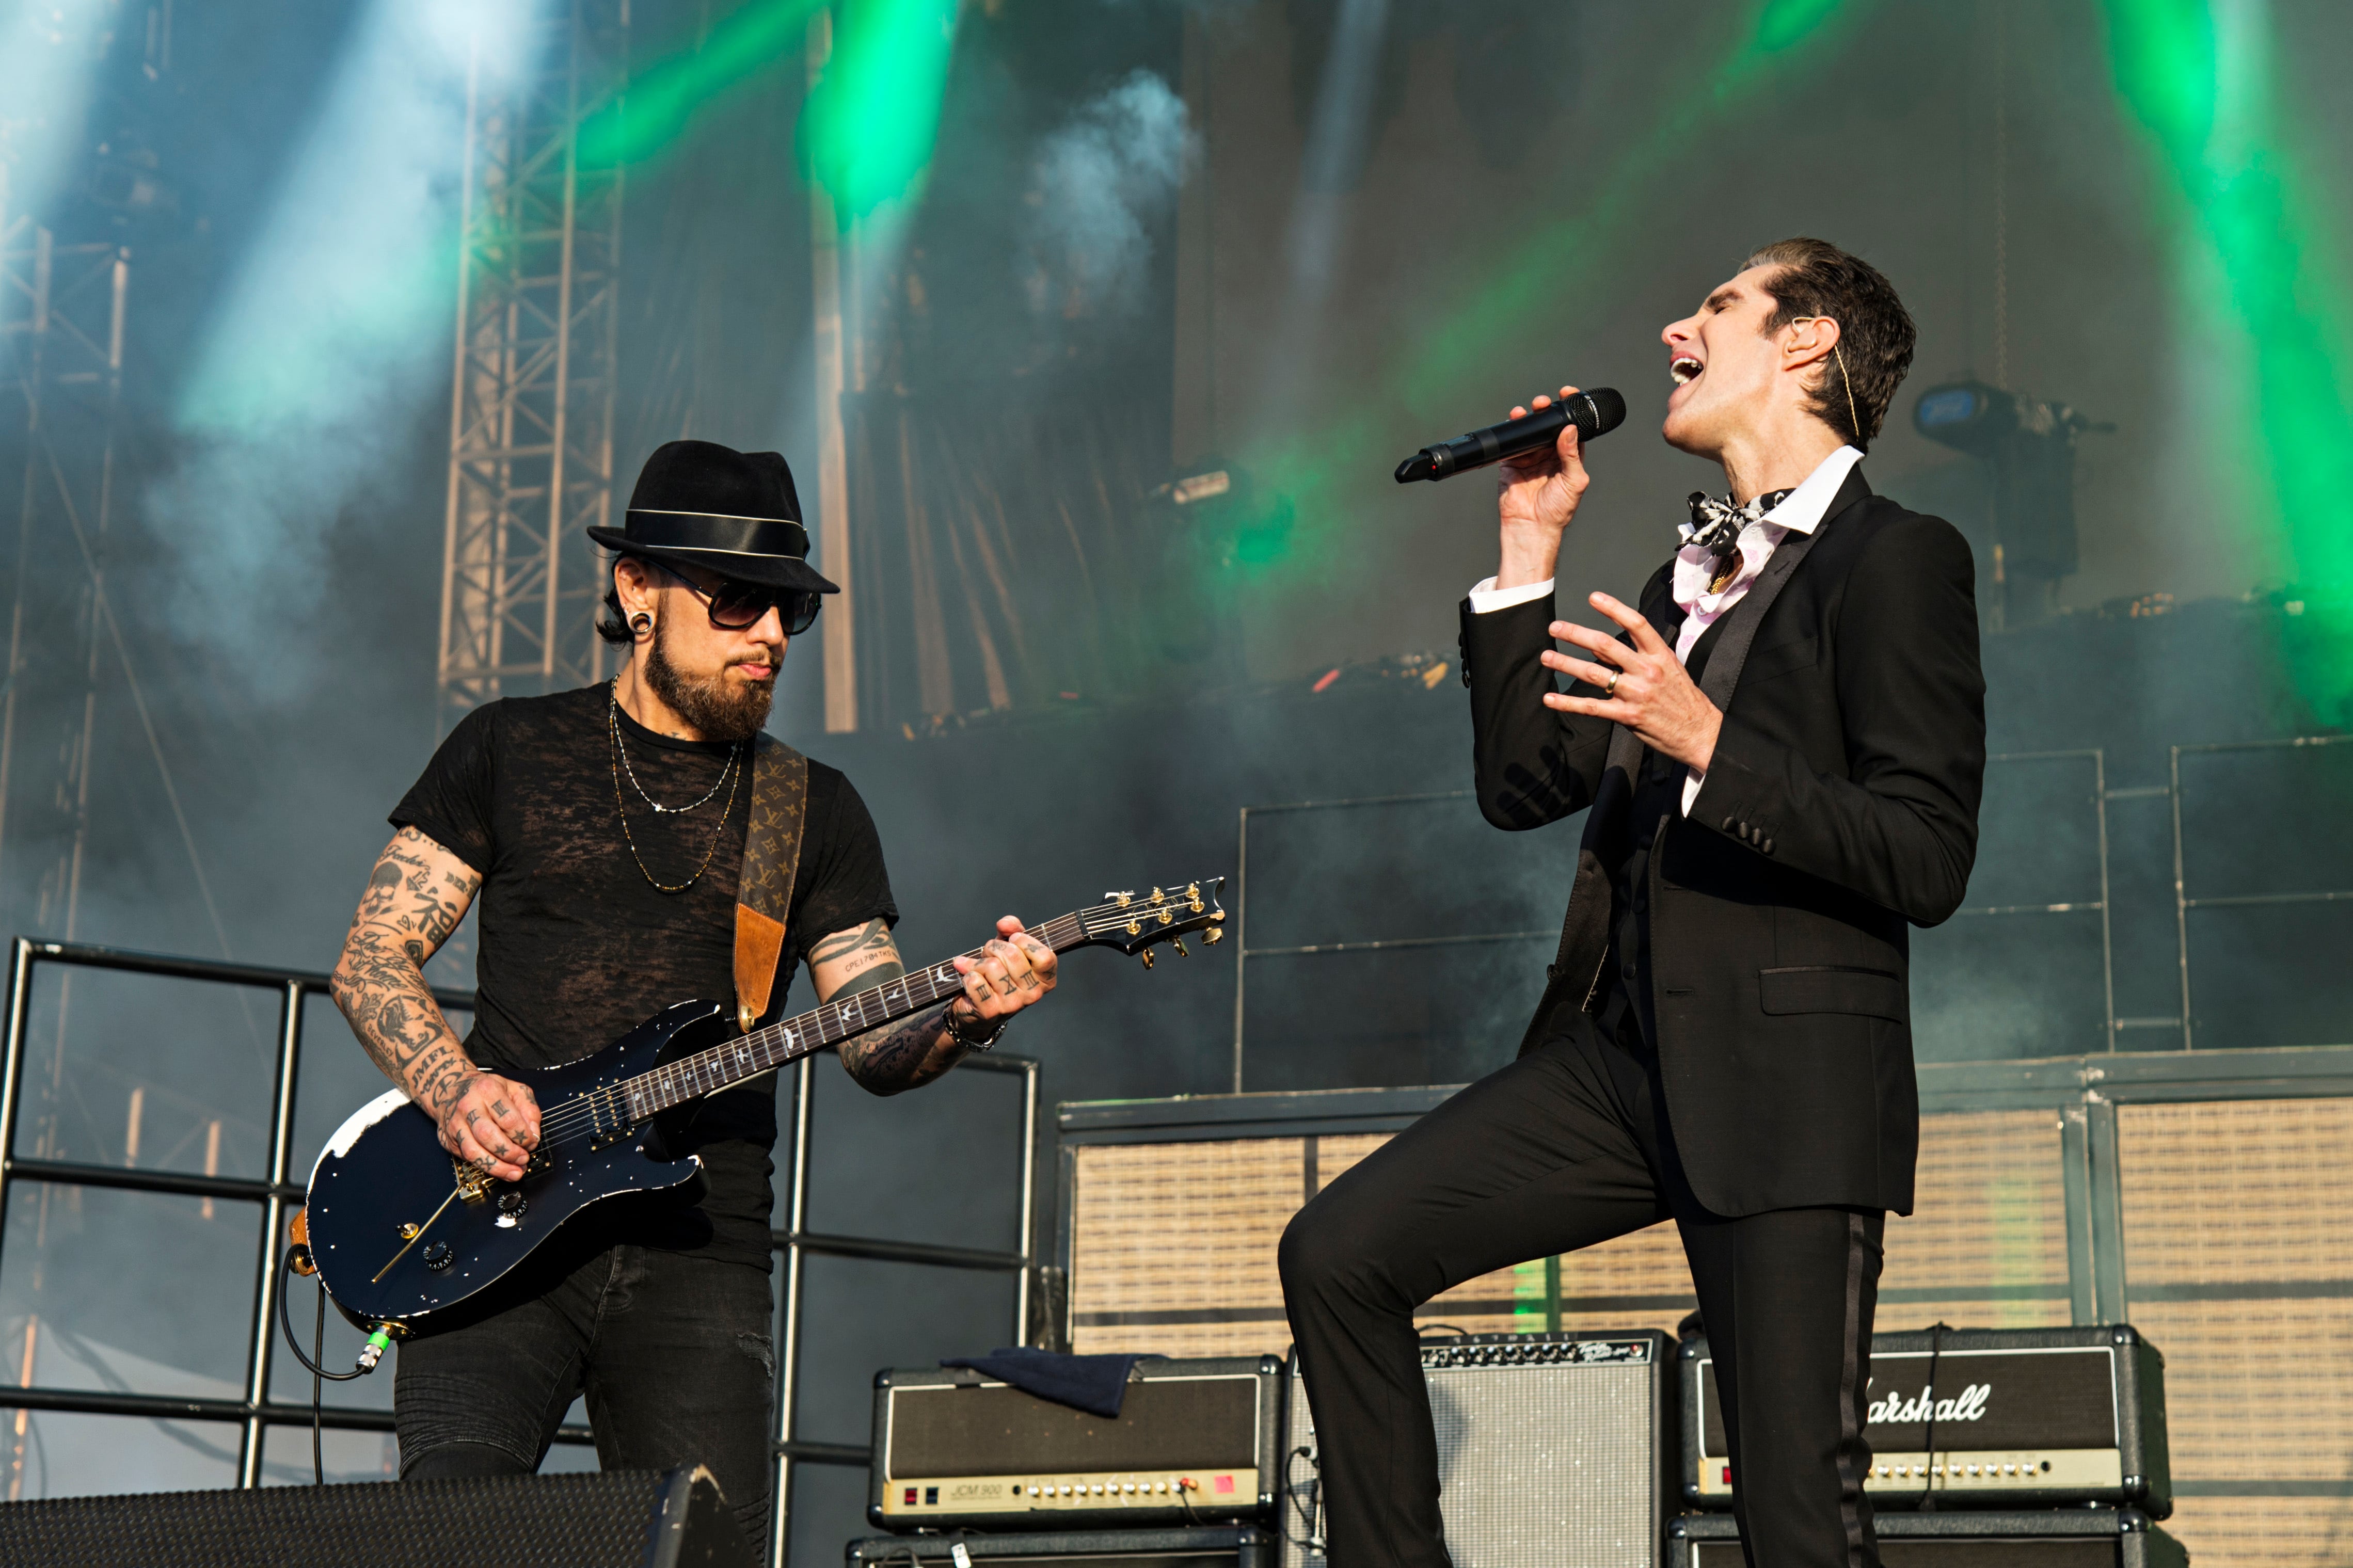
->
xmin=657 ymin=563 xmax=822 ymax=636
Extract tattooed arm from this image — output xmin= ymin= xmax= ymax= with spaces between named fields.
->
xmin=329 ymin=828 xmax=540 ymax=1181
xmin=808 ymin=915 xmax=1059 ymax=1096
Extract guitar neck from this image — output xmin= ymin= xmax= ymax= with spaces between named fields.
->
xmin=625 ymin=909 xmax=1090 ymax=1116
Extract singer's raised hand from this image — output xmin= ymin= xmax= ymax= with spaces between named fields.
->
xmin=1493 ymin=386 xmax=1591 ymax=591
xmin=1540 ymin=591 xmax=1724 ymax=774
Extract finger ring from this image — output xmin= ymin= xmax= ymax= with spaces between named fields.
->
xmin=1602 ymin=669 xmax=1621 ymax=698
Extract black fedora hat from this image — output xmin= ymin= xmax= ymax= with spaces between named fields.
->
xmin=587 ymin=439 xmax=838 ymax=595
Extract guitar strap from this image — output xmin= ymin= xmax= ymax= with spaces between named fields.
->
xmin=734 ymin=733 xmax=811 ymax=1033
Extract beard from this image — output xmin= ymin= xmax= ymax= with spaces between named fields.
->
xmin=643 ymin=621 xmax=777 ymax=743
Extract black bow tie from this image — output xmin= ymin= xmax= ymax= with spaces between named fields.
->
xmin=1684 ymin=488 xmax=1795 ymax=556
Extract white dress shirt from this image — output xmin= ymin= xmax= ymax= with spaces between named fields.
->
xmin=1466 ymin=444 xmax=1864 ymax=814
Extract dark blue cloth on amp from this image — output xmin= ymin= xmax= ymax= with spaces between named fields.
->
xmin=940 ymin=1348 xmax=1162 ymax=1418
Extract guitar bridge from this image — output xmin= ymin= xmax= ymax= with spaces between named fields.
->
xmin=452 ymin=1145 xmax=551 ymax=1203
xmin=453 ymin=1159 xmax=491 ymax=1205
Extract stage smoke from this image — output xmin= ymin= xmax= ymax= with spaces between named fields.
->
xmin=1027 ymin=69 xmax=1196 ymax=317
xmin=145 ymin=0 xmax=537 ymax=691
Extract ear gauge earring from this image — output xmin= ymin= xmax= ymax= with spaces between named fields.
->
xmin=631 ymin=613 xmax=652 ymax=635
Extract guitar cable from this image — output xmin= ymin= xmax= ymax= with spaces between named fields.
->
xmin=278 ymin=1240 xmax=371 ymax=1486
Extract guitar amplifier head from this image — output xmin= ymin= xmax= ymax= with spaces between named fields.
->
xmin=1679 ymin=1325 xmax=2170 ymax=1516
xmin=1279 ymin=1331 xmax=1677 ymax=1568
xmin=870 ymin=1357 xmax=1281 ymax=1531
xmin=1668 ymin=1507 xmax=2187 ymax=1567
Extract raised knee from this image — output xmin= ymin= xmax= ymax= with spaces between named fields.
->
xmin=1279 ymin=1193 xmax=1393 ymax=1309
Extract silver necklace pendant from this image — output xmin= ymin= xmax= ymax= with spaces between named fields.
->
xmin=610 ymin=693 xmax=739 ymax=817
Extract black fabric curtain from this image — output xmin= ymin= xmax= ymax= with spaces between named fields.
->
xmin=845 ymin=382 xmax=1171 ymax=731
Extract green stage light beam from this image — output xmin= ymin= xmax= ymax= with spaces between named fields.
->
xmin=1229 ymin=0 xmax=1870 ymax=587
xmin=803 ymin=0 xmax=961 ymax=222
xmin=2104 ymin=0 xmax=2353 ymax=720
xmin=576 ymin=0 xmax=824 ymax=171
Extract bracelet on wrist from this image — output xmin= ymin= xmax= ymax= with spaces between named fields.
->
xmin=945 ymin=1004 xmax=1007 ymax=1052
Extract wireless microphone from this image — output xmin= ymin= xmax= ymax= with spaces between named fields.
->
xmin=1393 ymin=387 xmax=1627 ymax=483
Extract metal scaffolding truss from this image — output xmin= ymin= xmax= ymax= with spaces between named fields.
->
xmin=0 ymin=219 xmax=130 ymax=930
xmin=437 ymin=1 xmax=628 ymax=729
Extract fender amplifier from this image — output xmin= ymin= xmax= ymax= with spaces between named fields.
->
xmin=1668 ymin=1507 xmax=2187 ymax=1567
xmin=847 ymin=1526 xmax=1269 ymax=1568
xmin=870 ymin=1357 xmax=1281 ymax=1530
xmin=1279 ymin=1331 xmax=1676 ymax=1568
xmin=1680 ymin=1325 xmax=2169 ymax=1514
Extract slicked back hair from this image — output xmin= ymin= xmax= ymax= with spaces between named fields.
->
xmin=1741 ymin=237 xmax=1916 ymax=451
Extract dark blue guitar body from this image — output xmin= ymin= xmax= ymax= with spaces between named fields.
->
xmin=305 ymin=999 xmax=733 ymax=1329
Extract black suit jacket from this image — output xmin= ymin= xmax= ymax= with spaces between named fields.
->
xmin=1459 ymin=469 xmax=1985 ymax=1217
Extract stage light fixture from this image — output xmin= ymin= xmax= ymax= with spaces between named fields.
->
xmin=1913 ymin=379 xmax=2111 ymax=625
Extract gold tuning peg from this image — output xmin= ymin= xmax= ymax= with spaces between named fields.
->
xmin=1203 ymin=925 xmax=1223 ymax=945
xmin=1140 ymin=949 xmax=1155 ymax=970
xmin=1172 ymin=938 xmax=1190 ymax=958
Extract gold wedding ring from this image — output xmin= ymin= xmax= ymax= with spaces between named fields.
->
xmin=1603 ymin=669 xmax=1621 ymax=698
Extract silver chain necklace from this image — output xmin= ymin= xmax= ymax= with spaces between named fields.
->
xmin=609 ymin=687 xmax=740 ymax=814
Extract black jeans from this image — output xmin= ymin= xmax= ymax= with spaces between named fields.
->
xmin=1278 ymin=1017 xmax=1884 ymax=1568
xmin=394 ymin=1243 xmax=776 ymax=1544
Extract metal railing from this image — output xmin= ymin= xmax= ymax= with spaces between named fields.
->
xmin=2172 ymin=732 xmax=2353 ymax=1049
xmin=768 ymin=1047 xmax=1040 ymax=1568
xmin=1944 ymin=749 xmax=2118 ymax=1050
xmin=0 ymin=935 xmax=1042 ymax=1565
xmin=1230 ymin=791 xmax=1551 ymax=1092
xmin=1232 ymin=742 xmax=2353 ymax=1072
xmin=0 ymin=936 xmax=571 ymax=1486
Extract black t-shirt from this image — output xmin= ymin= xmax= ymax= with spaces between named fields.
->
xmin=391 ymin=682 xmax=897 ymax=1269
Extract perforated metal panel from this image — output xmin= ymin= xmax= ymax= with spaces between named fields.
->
xmin=2119 ymin=1097 xmax=2353 ymax=1568
xmin=1067 ymin=1112 xmax=2073 ymax=1359
xmin=1428 ymin=1360 xmax=1659 ymax=1565
xmin=1277 ymin=1336 xmax=1669 ymax=1568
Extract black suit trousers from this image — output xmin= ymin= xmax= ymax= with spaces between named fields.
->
xmin=1278 ymin=1017 xmax=1885 ymax=1568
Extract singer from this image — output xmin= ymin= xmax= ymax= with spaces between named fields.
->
xmin=1280 ymin=239 xmax=1985 ymax=1568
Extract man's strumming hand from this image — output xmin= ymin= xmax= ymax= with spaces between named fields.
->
xmin=432 ymin=1068 xmax=540 ymax=1184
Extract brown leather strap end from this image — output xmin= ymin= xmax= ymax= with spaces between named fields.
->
xmin=735 ymin=903 xmax=787 ymax=1032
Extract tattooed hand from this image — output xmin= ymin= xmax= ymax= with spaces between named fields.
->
xmin=815 ymin=914 xmax=1058 ymax=1097
xmin=434 ymin=1068 xmax=541 ymax=1182
xmin=950 ymin=917 xmax=1058 ymax=1024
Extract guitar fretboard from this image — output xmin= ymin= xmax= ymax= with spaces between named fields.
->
xmin=622 ymin=910 xmax=1092 ymax=1118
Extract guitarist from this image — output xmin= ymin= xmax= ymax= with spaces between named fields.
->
xmin=329 ymin=439 xmax=1057 ymax=1541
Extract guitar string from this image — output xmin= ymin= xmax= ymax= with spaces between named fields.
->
xmin=522 ymin=909 xmax=1109 ymax=1142
xmin=513 ymin=900 xmax=1208 ymax=1149
xmin=517 ymin=898 xmax=1201 ymax=1146
xmin=518 ymin=915 xmax=1090 ymax=1147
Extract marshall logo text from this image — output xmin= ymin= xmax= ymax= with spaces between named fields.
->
xmin=1866 ymin=1383 xmax=1992 ymax=1427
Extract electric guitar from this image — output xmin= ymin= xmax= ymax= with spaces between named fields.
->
xmin=306 ymin=880 xmax=1225 ymax=1331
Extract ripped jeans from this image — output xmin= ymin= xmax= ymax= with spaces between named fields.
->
xmin=393 ymin=1243 xmax=776 ymax=1545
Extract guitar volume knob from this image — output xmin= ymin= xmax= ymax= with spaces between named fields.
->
xmin=422 ymin=1241 xmax=454 ymax=1272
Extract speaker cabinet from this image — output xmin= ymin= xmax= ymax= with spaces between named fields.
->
xmin=848 ymin=1525 xmax=1269 ymax=1568
xmin=1279 ymin=1332 xmax=1676 ymax=1568
xmin=0 ymin=1466 xmax=747 ymax=1568
xmin=1668 ymin=1507 xmax=2186 ymax=1566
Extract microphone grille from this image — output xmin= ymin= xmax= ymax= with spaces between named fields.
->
xmin=1577 ymin=388 xmax=1628 ymax=437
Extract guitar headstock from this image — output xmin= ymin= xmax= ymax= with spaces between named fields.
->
xmin=1078 ymin=878 xmax=1227 ymax=968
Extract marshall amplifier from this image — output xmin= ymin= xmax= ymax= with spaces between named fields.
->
xmin=1679 ymin=1325 xmax=2169 ymax=1514
xmin=1668 ymin=1508 xmax=2187 ymax=1567
xmin=870 ymin=1357 xmax=1281 ymax=1530
xmin=1280 ymin=1332 xmax=1676 ymax=1568
xmin=847 ymin=1526 xmax=1269 ymax=1568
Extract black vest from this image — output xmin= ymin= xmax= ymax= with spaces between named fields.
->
xmin=1596 ymin=611 xmax=1732 ymax=1049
